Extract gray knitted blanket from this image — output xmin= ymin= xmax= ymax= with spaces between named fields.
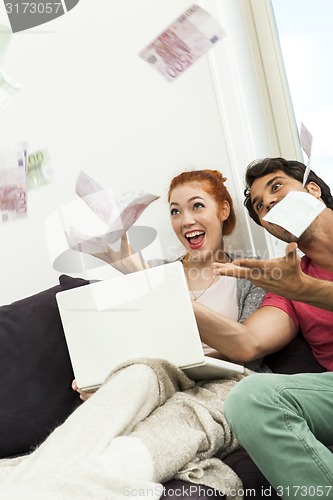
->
xmin=0 ymin=359 xmax=253 ymax=500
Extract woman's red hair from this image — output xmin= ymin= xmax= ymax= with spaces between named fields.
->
xmin=168 ymin=169 xmax=236 ymax=236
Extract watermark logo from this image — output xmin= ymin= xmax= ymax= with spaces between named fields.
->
xmin=4 ymin=0 xmax=80 ymax=33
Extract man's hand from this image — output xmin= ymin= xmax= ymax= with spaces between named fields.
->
xmin=212 ymin=243 xmax=308 ymax=300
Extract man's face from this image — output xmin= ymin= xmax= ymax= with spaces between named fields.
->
xmin=250 ymin=170 xmax=313 ymax=242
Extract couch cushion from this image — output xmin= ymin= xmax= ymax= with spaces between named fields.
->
xmin=224 ymin=445 xmax=333 ymax=499
xmin=223 ymin=449 xmax=279 ymax=499
xmin=0 ymin=275 xmax=89 ymax=458
xmin=162 ymin=479 xmax=225 ymax=499
xmin=264 ymin=332 xmax=326 ymax=374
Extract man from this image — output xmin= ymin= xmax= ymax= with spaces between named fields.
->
xmin=193 ymin=157 xmax=333 ymax=498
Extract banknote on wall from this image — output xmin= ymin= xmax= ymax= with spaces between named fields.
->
xmin=0 ymin=146 xmax=28 ymax=223
xmin=27 ymin=149 xmax=53 ymax=189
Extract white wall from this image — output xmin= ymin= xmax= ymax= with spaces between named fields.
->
xmin=0 ymin=0 xmax=233 ymax=304
xmin=201 ymin=0 xmax=302 ymax=258
xmin=0 ymin=0 xmax=300 ymax=304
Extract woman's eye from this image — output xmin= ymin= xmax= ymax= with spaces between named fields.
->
xmin=256 ymin=202 xmax=263 ymax=212
xmin=272 ymin=183 xmax=282 ymax=192
xmin=193 ymin=202 xmax=204 ymax=210
xmin=170 ymin=208 xmax=180 ymax=216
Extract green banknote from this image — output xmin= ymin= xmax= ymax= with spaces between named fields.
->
xmin=27 ymin=149 xmax=53 ymax=189
xmin=0 ymin=24 xmax=12 ymax=66
xmin=0 ymin=70 xmax=21 ymax=108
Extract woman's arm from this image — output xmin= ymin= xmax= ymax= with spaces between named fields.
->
xmin=193 ymin=300 xmax=297 ymax=363
xmin=93 ymin=233 xmax=149 ymax=274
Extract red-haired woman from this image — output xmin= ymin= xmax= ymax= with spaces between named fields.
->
xmin=1 ymin=170 xmax=265 ymax=500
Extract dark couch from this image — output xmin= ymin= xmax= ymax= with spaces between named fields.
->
xmin=0 ymin=275 xmax=331 ymax=498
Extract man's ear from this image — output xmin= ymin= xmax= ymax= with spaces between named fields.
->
xmin=306 ymin=181 xmax=322 ymax=199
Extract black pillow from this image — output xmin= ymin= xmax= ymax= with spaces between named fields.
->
xmin=265 ymin=331 xmax=326 ymax=374
xmin=223 ymin=448 xmax=280 ymax=499
xmin=0 ymin=275 xmax=89 ymax=458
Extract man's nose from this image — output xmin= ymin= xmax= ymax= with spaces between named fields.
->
xmin=264 ymin=195 xmax=278 ymax=212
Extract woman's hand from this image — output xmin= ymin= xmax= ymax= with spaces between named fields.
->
xmin=93 ymin=233 xmax=149 ymax=274
xmin=71 ymin=379 xmax=96 ymax=402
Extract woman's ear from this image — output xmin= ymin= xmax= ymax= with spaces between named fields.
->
xmin=306 ymin=181 xmax=322 ymax=199
xmin=220 ymin=200 xmax=230 ymax=221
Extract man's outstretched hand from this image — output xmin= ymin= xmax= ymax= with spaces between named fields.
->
xmin=212 ymin=243 xmax=307 ymax=300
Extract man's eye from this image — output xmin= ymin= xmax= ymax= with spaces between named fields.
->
xmin=170 ymin=208 xmax=180 ymax=216
xmin=193 ymin=202 xmax=204 ymax=210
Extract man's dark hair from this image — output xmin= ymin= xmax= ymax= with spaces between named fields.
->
xmin=244 ymin=157 xmax=333 ymax=225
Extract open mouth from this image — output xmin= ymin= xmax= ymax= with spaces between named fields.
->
xmin=185 ymin=230 xmax=205 ymax=249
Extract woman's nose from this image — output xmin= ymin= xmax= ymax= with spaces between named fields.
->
xmin=182 ymin=211 xmax=196 ymax=226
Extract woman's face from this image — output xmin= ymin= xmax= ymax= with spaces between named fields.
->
xmin=169 ymin=182 xmax=230 ymax=262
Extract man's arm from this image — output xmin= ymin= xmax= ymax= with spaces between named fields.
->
xmin=301 ymin=279 xmax=333 ymax=311
xmin=212 ymin=242 xmax=333 ymax=312
xmin=193 ymin=301 xmax=297 ymax=363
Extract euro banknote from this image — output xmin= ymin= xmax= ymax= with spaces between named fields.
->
xmin=28 ymin=149 xmax=53 ymax=189
xmin=0 ymin=147 xmax=28 ymax=223
xmin=139 ymin=4 xmax=225 ymax=81
xmin=68 ymin=170 xmax=159 ymax=254
xmin=75 ymin=169 xmax=123 ymax=227
xmin=0 ymin=70 xmax=21 ymax=108
xmin=300 ymin=122 xmax=313 ymax=186
xmin=0 ymin=24 xmax=12 ymax=66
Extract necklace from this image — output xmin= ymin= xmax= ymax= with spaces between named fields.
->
xmin=188 ymin=275 xmax=217 ymax=301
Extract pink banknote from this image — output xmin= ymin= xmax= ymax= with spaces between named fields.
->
xmin=0 ymin=146 xmax=28 ymax=223
xmin=68 ymin=170 xmax=159 ymax=254
xmin=139 ymin=4 xmax=225 ymax=81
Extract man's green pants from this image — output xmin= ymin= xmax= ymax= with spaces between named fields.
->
xmin=224 ymin=372 xmax=333 ymax=499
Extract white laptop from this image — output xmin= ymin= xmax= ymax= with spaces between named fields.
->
xmin=56 ymin=261 xmax=244 ymax=390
